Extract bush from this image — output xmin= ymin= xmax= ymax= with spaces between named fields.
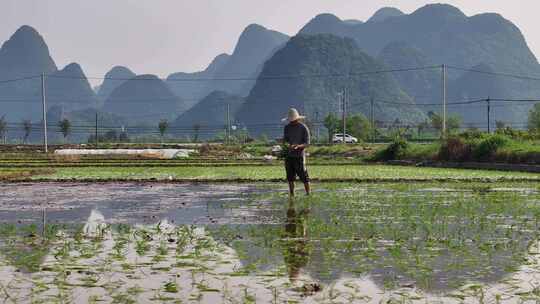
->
xmin=472 ymin=134 xmax=510 ymax=161
xmin=459 ymin=129 xmax=486 ymax=141
xmin=438 ymin=136 xmax=471 ymax=161
xmin=495 ymin=127 xmax=532 ymax=140
xmin=375 ymin=136 xmax=408 ymax=161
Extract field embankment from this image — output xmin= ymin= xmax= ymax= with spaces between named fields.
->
xmin=1 ymin=138 xmax=540 ymax=183
xmin=0 ymin=164 xmax=535 ymax=183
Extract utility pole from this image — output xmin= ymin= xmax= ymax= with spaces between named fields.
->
xmin=487 ymin=97 xmax=491 ymax=133
xmin=226 ymin=103 xmax=231 ymax=145
xmin=314 ymin=111 xmax=320 ymax=142
xmin=441 ymin=64 xmax=447 ymax=138
xmin=95 ymin=110 xmax=98 ymax=148
xmin=41 ymin=73 xmax=48 ymax=153
xmin=342 ymin=88 xmax=347 ymax=145
xmin=369 ymin=97 xmax=375 ymax=144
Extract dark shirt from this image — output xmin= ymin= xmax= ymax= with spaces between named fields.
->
xmin=283 ymin=122 xmax=310 ymax=158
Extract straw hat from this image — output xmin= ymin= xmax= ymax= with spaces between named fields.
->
xmin=282 ymin=108 xmax=305 ymax=123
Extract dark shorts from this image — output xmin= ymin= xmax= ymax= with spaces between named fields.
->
xmin=285 ymin=157 xmax=310 ymax=183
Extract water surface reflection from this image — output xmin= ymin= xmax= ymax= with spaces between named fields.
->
xmin=0 ymin=182 xmax=539 ymax=303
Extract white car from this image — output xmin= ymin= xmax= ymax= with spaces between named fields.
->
xmin=332 ymin=133 xmax=358 ymax=144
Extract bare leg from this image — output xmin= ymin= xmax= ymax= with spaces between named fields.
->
xmin=304 ymin=182 xmax=311 ymax=195
xmin=288 ymin=181 xmax=295 ymax=197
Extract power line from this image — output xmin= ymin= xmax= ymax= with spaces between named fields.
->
xmin=45 ymin=65 xmax=441 ymax=82
xmin=446 ymin=65 xmax=540 ymax=82
xmin=0 ymin=65 xmax=538 ymax=89
xmin=490 ymin=98 xmax=540 ymax=103
xmin=0 ymin=75 xmax=41 ymax=85
xmin=371 ymin=97 xmax=486 ymax=107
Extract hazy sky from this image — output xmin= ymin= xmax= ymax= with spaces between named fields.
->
xmin=2 ymin=1 xmax=539 ymax=86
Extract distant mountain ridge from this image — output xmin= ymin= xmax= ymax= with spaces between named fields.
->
xmin=97 ymin=66 xmax=136 ymax=102
xmin=0 ymin=25 xmax=57 ymax=80
xmin=2 ymin=2 xmax=540 ymax=135
xmin=368 ymin=7 xmax=405 ymax=23
xmin=299 ymin=4 xmax=540 ymax=125
xmin=166 ymin=53 xmax=231 ymax=108
xmin=0 ymin=26 xmax=101 ymax=122
xmin=166 ymin=24 xmax=289 ymax=110
xmin=104 ymin=74 xmax=185 ymax=124
xmin=46 ymin=62 xmax=99 ymax=111
xmin=377 ymin=41 xmax=440 ymax=107
xmin=236 ymin=34 xmax=425 ymax=134
xmin=300 ymin=4 xmax=539 ymax=76
xmin=173 ymin=90 xmax=244 ymax=135
xmin=448 ymin=63 xmax=513 ymax=128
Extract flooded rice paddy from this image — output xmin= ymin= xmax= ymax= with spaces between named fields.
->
xmin=1 ymin=182 xmax=540 ymax=303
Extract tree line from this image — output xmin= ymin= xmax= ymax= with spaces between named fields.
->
xmin=2 ymin=104 xmax=540 ymax=144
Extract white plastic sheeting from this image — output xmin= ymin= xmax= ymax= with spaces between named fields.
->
xmin=54 ymin=149 xmax=194 ymax=159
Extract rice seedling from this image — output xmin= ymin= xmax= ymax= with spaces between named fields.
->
xmin=0 ymin=182 xmax=540 ymax=302
xmin=163 ymin=280 xmax=179 ymax=293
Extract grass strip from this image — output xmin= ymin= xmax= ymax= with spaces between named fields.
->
xmin=19 ymin=165 xmax=540 ymax=182
xmin=0 ymin=168 xmax=55 ymax=181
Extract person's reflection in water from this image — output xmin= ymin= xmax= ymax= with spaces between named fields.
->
xmin=282 ymin=198 xmax=311 ymax=282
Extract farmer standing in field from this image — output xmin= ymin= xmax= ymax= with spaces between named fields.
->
xmin=283 ymin=108 xmax=311 ymax=197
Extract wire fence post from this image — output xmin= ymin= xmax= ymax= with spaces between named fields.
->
xmin=487 ymin=97 xmax=491 ymax=133
xmin=370 ymin=98 xmax=375 ymax=144
xmin=41 ymin=73 xmax=48 ymax=153
xmin=441 ymin=64 xmax=447 ymax=139
xmin=95 ymin=110 xmax=98 ymax=148
xmin=342 ymin=87 xmax=347 ymax=145
xmin=314 ymin=111 xmax=320 ymax=143
xmin=226 ymin=103 xmax=231 ymax=145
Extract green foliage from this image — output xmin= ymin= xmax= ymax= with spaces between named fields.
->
xmin=323 ymin=113 xmax=340 ymax=142
xmin=428 ymin=111 xmax=461 ymax=134
xmin=58 ymin=119 xmax=71 ymax=142
xmin=278 ymin=143 xmax=289 ymax=159
xmin=402 ymin=143 xmax=439 ymax=160
xmin=438 ymin=133 xmax=512 ymax=162
xmin=258 ymin=133 xmax=269 ymax=144
xmin=420 ymin=130 xmax=540 ymax=164
xmin=22 ymin=120 xmax=32 ymax=144
xmin=459 ymin=128 xmax=486 ymax=141
xmin=346 ymin=114 xmax=372 ymax=141
xmin=472 ymin=134 xmax=510 ymax=160
xmin=158 ymin=119 xmax=169 ymax=140
xmin=28 ymin=164 xmax=538 ymax=180
xmin=323 ymin=113 xmax=372 ymax=142
xmin=528 ymin=103 xmax=540 ymax=132
xmin=374 ymin=135 xmax=409 ymax=161
xmin=163 ymin=281 xmax=178 ymax=293
xmin=495 ymin=126 xmax=532 ymax=140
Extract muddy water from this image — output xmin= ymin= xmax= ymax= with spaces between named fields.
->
xmin=0 ymin=182 xmax=282 ymax=225
xmin=0 ymin=182 xmax=540 ymax=303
